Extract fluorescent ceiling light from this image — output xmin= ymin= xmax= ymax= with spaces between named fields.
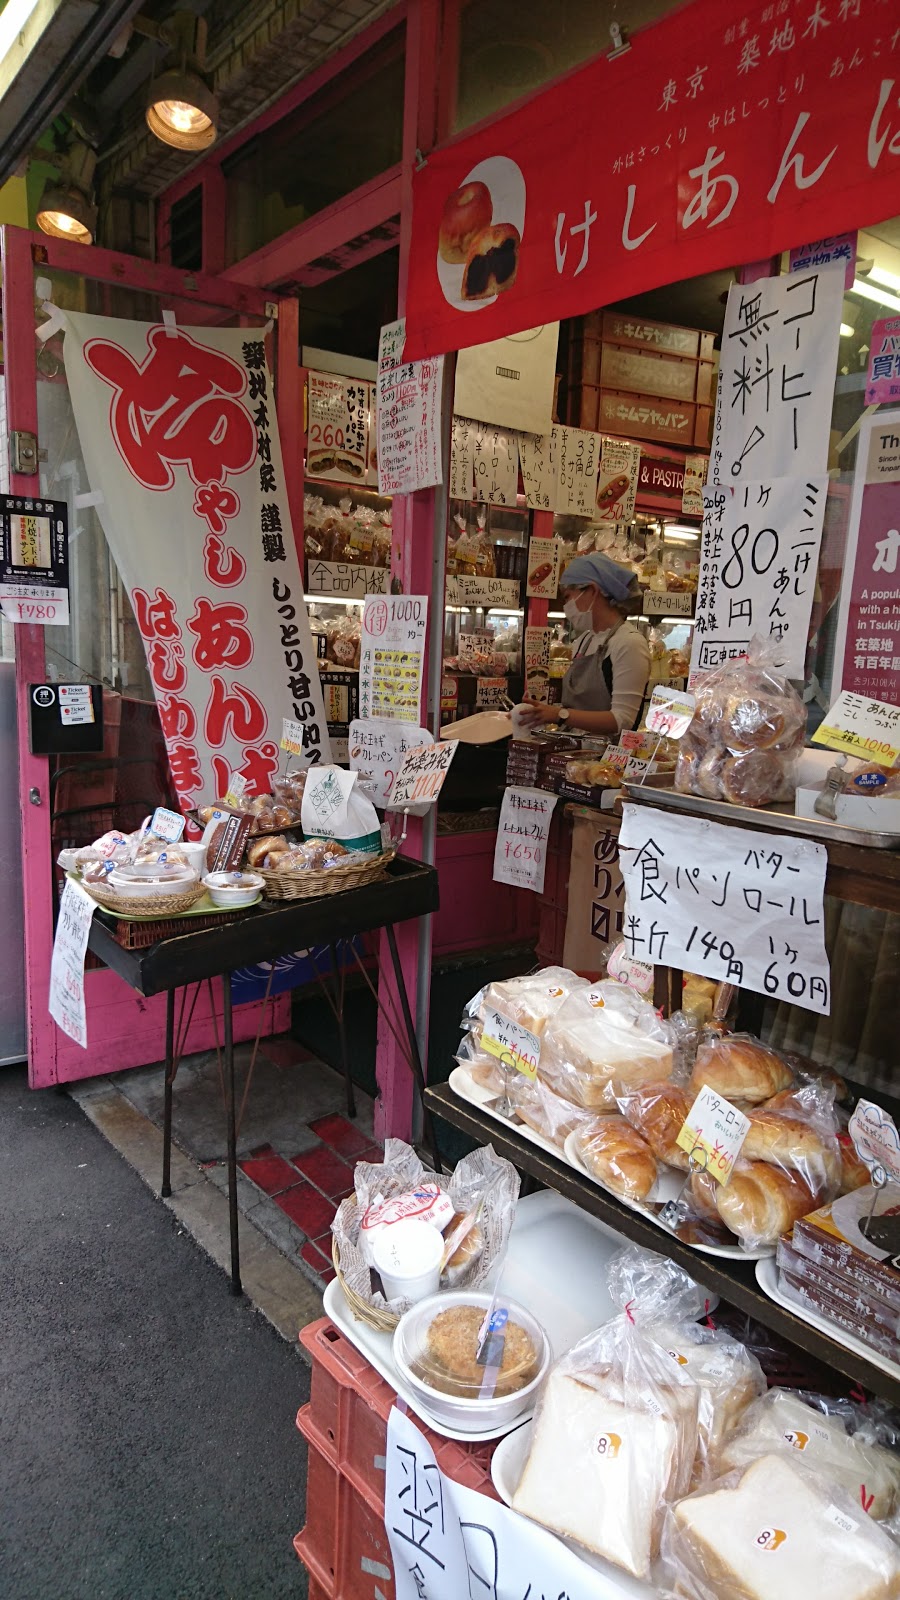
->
xmin=851 ymin=278 xmax=900 ymax=315
xmin=868 ymin=264 xmax=900 ymax=293
xmin=839 ymin=323 xmax=855 ymax=337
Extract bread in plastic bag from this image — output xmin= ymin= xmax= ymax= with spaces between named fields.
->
xmin=694 ymin=1158 xmax=820 ymax=1251
xmin=739 ymin=1078 xmax=841 ymax=1194
xmin=688 ymin=1030 xmax=794 ymax=1106
xmin=618 ymin=1080 xmax=695 ymax=1172
xmin=505 ymin=1071 xmax=598 ymax=1149
xmin=675 ymin=636 xmax=806 ymax=809
xmin=717 ymin=1388 xmax=900 ymax=1522
xmin=573 ymin=1115 xmax=659 ymax=1201
xmin=661 ymin=1451 xmax=900 ymax=1600
xmin=649 ymin=1322 xmax=766 ymax=1486
xmin=538 ymin=980 xmax=675 ymax=1111
xmin=474 ymin=965 xmax=586 ymax=1035
xmin=331 ymin=1139 xmax=519 ymax=1312
xmin=512 ymin=1246 xmax=704 ymax=1579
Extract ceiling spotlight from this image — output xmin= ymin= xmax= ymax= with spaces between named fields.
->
xmin=36 ymin=140 xmax=97 ymax=245
xmin=145 ymin=14 xmax=218 ymax=151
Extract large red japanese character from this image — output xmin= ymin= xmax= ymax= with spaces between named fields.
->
xmin=157 ymin=693 xmax=197 ymax=741
xmin=211 ymin=742 xmax=280 ymax=799
xmin=167 ymin=741 xmax=204 ymax=796
xmin=148 ymin=639 xmax=187 ymax=692
xmin=204 ymin=676 xmax=267 ymax=748
xmin=132 ymin=586 xmax=179 ymax=641
xmin=84 ymin=327 xmax=256 ymax=491
xmin=186 ymin=598 xmax=253 ymax=671
xmin=203 ymin=532 xmax=246 ymax=588
xmin=194 ymin=482 xmax=240 ymax=535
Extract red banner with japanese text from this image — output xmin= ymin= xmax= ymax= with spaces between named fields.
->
xmin=62 ymin=313 xmax=331 ymax=811
xmin=404 ymin=0 xmax=900 ymax=359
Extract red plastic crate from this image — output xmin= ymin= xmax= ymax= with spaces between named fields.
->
xmin=299 ymin=1318 xmax=500 ymax=1508
xmin=296 ymin=1439 xmax=396 ymax=1599
xmin=292 ymin=1533 xmax=332 ymax=1599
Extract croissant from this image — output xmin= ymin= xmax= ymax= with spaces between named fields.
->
xmin=689 ymin=1035 xmax=793 ymax=1106
xmin=742 ymin=1108 xmax=839 ymax=1189
xmin=574 ymin=1117 xmax=658 ymax=1202
xmin=621 ymin=1082 xmax=693 ymax=1172
xmin=689 ymin=1167 xmax=722 ymax=1225
xmin=713 ymin=1160 xmax=818 ymax=1248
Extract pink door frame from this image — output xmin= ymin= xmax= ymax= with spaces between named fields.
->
xmin=2 ymin=225 xmax=299 ymax=1088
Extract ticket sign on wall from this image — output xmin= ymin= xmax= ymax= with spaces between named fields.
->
xmin=0 ymin=493 xmax=70 ymax=626
xmin=619 ymin=804 xmax=830 ymax=1013
xmin=359 ymin=594 xmax=427 ymax=722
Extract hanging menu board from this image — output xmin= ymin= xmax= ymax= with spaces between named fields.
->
xmin=306 ymin=371 xmax=371 ymax=485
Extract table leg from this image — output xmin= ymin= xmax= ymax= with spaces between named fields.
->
xmin=161 ymin=988 xmax=175 ymax=1198
xmin=329 ymin=941 xmax=356 ymax=1121
xmin=384 ymin=923 xmax=442 ymax=1172
xmin=222 ymin=971 xmax=242 ymax=1295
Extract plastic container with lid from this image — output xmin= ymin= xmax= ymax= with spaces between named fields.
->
xmin=107 ymin=864 xmax=199 ymax=899
xmin=393 ymin=1290 xmax=550 ymax=1433
xmin=202 ymin=870 xmax=264 ymax=908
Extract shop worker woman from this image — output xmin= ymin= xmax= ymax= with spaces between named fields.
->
xmin=528 ymin=552 xmax=651 ymax=737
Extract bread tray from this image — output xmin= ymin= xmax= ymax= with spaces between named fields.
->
xmin=622 ymin=773 xmax=900 ymax=849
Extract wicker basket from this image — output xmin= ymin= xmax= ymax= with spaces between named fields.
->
xmin=332 ymin=1198 xmax=402 ymax=1333
xmin=82 ymin=879 xmax=207 ymax=917
xmin=259 ymin=849 xmax=394 ymax=902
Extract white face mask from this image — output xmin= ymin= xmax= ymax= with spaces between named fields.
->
xmin=564 ymin=594 xmax=593 ymax=635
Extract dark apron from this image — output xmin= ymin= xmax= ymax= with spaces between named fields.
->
xmin=561 ymin=635 xmax=641 ymax=731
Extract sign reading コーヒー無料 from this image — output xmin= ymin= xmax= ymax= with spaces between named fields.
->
xmin=619 ymin=804 xmax=830 ymax=1014
xmin=494 ymin=786 xmax=558 ymax=894
xmin=690 ymin=476 xmax=827 ymax=682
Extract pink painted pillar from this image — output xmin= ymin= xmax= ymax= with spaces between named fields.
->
xmin=373 ymin=0 xmax=445 ymax=1142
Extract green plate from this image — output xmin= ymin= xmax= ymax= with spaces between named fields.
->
xmin=103 ymin=892 xmax=263 ymax=922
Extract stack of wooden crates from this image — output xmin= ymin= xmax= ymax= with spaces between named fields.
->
xmin=566 ymin=310 xmax=717 ymax=450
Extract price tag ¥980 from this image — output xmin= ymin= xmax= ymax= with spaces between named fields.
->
xmin=675 ymin=1085 xmax=750 ymax=1185
xmin=480 ymin=1006 xmax=540 ymax=1081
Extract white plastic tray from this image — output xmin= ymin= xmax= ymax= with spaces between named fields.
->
xmin=755 ymin=1256 xmax=900 ymax=1383
xmin=449 ymin=1065 xmax=563 ymax=1161
xmin=563 ymin=1131 xmax=771 ymax=1262
xmin=491 ymin=1422 xmax=659 ymax=1599
xmin=323 ymin=1189 xmax=631 ymax=1441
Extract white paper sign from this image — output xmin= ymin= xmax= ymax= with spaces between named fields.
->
xmin=642 ymin=589 xmax=695 ymax=618
xmin=446 ymin=575 xmax=521 ymax=608
xmin=449 ymin=416 xmax=474 ymax=500
xmin=619 ymin=803 xmax=830 ymax=1013
xmin=148 ymin=806 xmax=185 ymax=843
xmin=58 ymin=684 xmax=94 ymax=724
xmin=690 ymin=475 xmax=827 ymax=682
xmin=646 ymin=685 xmax=696 ymax=739
xmin=812 ymin=690 xmax=900 ymax=766
xmin=348 ymin=718 xmax=433 ymax=806
xmin=596 ymin=435 xmax=640 ymax=523
xmin=676 ymin=1086 xmax=751 ymax=1184
xmin=306 ymin=370 xmax=370 ymax=484
xmin=280 ymin=716 xmax=308 ymax=757
xmin=377 ymin=318 xmax=444 ymax=496
xmin=848 ymin=1099 xmax=900 ymax=1186
xmin=472 ymin=423 xmax=519 ymax=506
xmin=49 ymin=878 xmax=97 ymax=1048
xmin=525 ymin=536 xmax=560 ymax=599
xmin=556 ymin=425 xmax=599 ymax=516
xmin=360 ymin=594 xmax=427 ymax=722
xmin=387 ymin=740 xmax=459 ymax=810
xmin=524 ymin=625 xmax=551 ymax=700
xmin=305 ymin=559 xmax=388 ymax=600
xmin=454 ymin=323 xmax=559 ymax=434
xmin=682 ymin=453 xmax=707 ymax=518
xmin=480 ymin=1005 xmax=541 ymax=1080
xmin=476 ymin=676 xmax=509 ymax=708
xmin=386 ymin=1406 xmax=614 ymax=1600
xmin=518 ymin=429 xmax=555 ymax=510
xmin=493 ymin=786 xmax=559 ymax=894
xmin=711 ymin=265 xmax=843 ymax=485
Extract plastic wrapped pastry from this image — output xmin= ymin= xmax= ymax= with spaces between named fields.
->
xmin=718 ymin=1389 xmax=900 ymax=1521
xmin=674 ymin=637 xmax=806 ymax=808
xmin=538 ymin=980 xmax=675 ymax=1112
xmin=662 ymin=1452 xmax=900 ymax=1600
xmin=573 ymin=1116 xmax=659 ymax=1201
xmin=618 ymin=1081 xmax=694 ymax=1172
xmin=688 ymin=1032 xmax=794 ymax=1106
xmin=708 ymin=1159 xmax=819 ymax=1251
xmin=649 ymin=1322 xmax=765 ymax=1483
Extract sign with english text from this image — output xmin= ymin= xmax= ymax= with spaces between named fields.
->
xmin=62 ymin=314 xmax=331 ymax=811
xmin=691 ymin=475 xmax=827 ymax=681
xmin=833 ymin=408 xmax=900 ymax=701
xmin=493 ymin=786 xmax=558 ymax=893
xmin=619 ymin=803 xmax=830 ymax=1013
xmin=403 ymin=0 xmax=899 ymax=361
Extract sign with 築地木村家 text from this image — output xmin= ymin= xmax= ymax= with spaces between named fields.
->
xmin=619 ymin=803 xmax=830 ymax=1014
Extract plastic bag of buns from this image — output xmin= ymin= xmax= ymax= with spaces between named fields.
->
xmin=675 ymin=635 xmax=807 ymax=809
xmin=511 ymin=1245 xmax=704 ymax=1579
xmin=660 ymin=1451 xmax=900 ymax=1600
xmin=538 ymin=979 xmax=676 ymax=1112
xmin=456 ymin=967 xmax=587 ymax=1099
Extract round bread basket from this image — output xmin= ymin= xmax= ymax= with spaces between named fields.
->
xmin=80 ymin=879 xmax=207 ymax=917
xmin=332 ymin=1197 xmax=402 ymax=1333
xmin=259 ymin=848 xmax=395 ymax=902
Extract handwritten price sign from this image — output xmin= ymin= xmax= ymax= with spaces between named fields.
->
xmin=646 ymin=685 xmax=696 ymax=740
xmin=481 ymin=1006 xmax=541 ymax=1081
xmin=675 ymin=1085 xmax=750 ymax=1185
xmin=387 ymin=740 xmax=458 ymax=809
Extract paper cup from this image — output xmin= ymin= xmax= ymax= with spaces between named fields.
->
xmin=373 ymin=1219 xmax=444 ymax=1303
xmin=181 ymin=841 xmax=208 ymax=875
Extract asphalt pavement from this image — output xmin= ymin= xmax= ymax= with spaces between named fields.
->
xmin=0 ymin=1065 xmax=310 ymax=1600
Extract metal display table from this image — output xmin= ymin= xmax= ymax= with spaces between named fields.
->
xmin=88 ymin=857 xmax=439 ymax=1292
xmin=425 ymin=1083 xmax=900 ymax=1407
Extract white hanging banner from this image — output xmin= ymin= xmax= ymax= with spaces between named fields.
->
xmin=49 ymin=878 xmax=97 ymax=1048
xmin=710 ymin=264 xmax=843 ymax=485
xmin=62 ymin=313 xmax=331 ymax=811
xmin=377 ymin=318 xmax=444 ymax=496
xmin=619 ymin=803 xmax=830 ymax=1014
xmin=386 ymin=1406 xmax=615 ymax=1600
xmin=691 ymin=475 xmax=827 ymax=682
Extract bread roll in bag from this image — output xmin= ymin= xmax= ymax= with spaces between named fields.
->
xmin=664 ymin=1452 xmax=900 ymax=1600
xmin=539 ymin=981 xmax=674 ymax=1111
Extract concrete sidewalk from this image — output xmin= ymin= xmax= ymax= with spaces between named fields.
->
xmin=0 ymin=1065 xmax=312 ymax=1600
